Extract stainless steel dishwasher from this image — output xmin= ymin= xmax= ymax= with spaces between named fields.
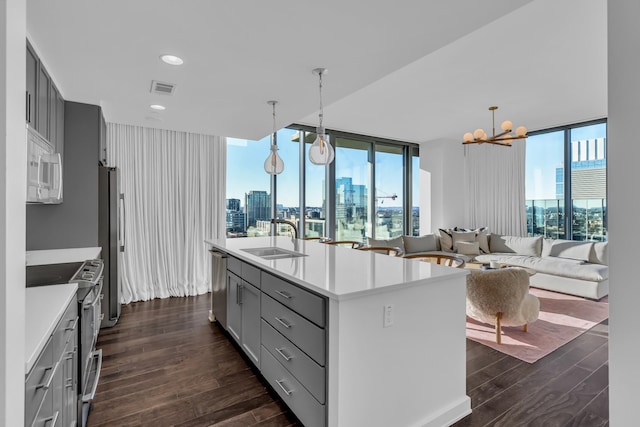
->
xmin=210 ymin=249 xmax=228 ymax=329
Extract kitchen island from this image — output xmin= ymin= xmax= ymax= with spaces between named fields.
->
xmin=206 ymin=236 xmax=471 ymax=427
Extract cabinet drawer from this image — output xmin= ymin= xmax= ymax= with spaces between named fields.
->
xmin=32 ymin=407 xmax=59 ymax=427
xmin=261 ymin=272 xmax=325 ymax=327
xmin=227 ymin=256 xmax=242 ymax=276
xmin=25 ymin=338 xmax=55 ymax=427
xmin=260 ymin=346 xmax=325 ymax=427
xmin=261 ymin=320 xmax=325 ymax=404
xmin=242 ymin=262 xmax=261 ymax=288
xmin=53 ymin=301 xmax=78 ymax=356
xmin=262 ymin=295 xmax=325 ymax=366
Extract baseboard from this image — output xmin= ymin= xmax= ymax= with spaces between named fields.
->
xmin=414 ymin=395 xmax=471 ymax=427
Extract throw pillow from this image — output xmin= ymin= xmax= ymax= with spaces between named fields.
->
xmin=456 ymin=241 xmax=480 ymax=255
xmin=438 ymin=228 xmax=454 ymax=252
xmin=452 ymin=230 xmax=477 ymax=253
xmin=403 ymin=234 xmax=438 ymax=254
xmin=455 ymin=226 xmax=490 ymax=254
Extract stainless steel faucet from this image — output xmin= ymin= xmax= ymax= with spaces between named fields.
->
xmin=270 ymin=219 xmax=298 ymax=239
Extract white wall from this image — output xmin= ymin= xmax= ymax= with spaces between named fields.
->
xmin=0 ymin=0 xmax=26 ymax=425
xmin=419 ymin=138 xmax=465 ymax=233
xmin=608 ymin=2 xmax=640 ymax=425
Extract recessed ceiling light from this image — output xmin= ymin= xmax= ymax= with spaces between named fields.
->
xmin=160 ymin=54 xmax=184 ymax=66
xmin=150 ymin=104 xmax=166 ymax=111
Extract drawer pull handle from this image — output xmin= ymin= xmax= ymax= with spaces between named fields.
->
xmin=65 ymin=317 xmax=79 ymax=332
xmin=35 ymin=361 xmax=59 ymax=390
xmin=275 ymin=290 xmax=292 ymax=299
xmin=274 ymin=316 xmax=292 ymax=329
xmin=275 ymin=347 xmax=292 ymax=361
xmin=275 ymin=379 xmax=293 ymax=396
xmin=43 ymin=411 xmax=59 ymax=427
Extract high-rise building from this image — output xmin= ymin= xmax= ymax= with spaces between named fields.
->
xmin=226 ymin=198 xmax=241 ymax=212
xmin=245 ymin=190 xmax=271 ymax=229
xmin=336 ymin=177 xmax=368 ymax=221
xmin=225 ymin=198 xmax=245 ymax=235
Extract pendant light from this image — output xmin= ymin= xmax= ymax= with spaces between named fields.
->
xmin=309 ymin=68 xmax=335 ymax=165
xmin=263 ymin=100 xmax=284 ymax=175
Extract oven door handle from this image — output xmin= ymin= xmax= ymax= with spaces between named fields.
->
xmin=83 ymin=281 xmax=104 ymax=308
xmin=82 ymin=349 xmax=102 ymax=402
xmin=84 ymin=291 xmax=101 ymax=309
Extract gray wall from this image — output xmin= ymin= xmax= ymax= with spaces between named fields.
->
xmin=608 ymin=2 xmax=640 ymax=425
xmin=26 ymin=101 xmax=103 ymax=250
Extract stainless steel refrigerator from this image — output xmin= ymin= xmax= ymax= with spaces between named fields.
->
xmin=99 ymin=165 xmax=124 ymax=328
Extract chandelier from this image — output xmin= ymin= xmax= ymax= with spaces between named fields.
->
xmin=462 ymin=106 xmax=527 ymax=146
xmin=308 ymin=68 xmax=335 ymax=165
xmin=263 ymin=100 xmax=284 ymax=175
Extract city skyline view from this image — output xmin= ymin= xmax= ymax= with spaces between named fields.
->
xmin=227 ymin=128 xmax=414 ymax=209
xmin=227 ymin=127 xmax=420 ymax=239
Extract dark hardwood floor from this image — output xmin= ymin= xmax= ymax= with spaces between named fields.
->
xmin=87 ymin=294 xmax=608 ymax=427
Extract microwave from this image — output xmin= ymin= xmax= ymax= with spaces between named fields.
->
xmin=26 ymin=125 xmax=63 ymax=204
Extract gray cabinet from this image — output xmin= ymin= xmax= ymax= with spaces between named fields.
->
xmin=219 ymin=255 xmax=328 ymax=426
xmin=259 ymin=272 xmax=327 ymax=427
xmin=226 ymin=261 xmax=261 ymax=366
xmin=49 ymin=84 xmax=65 ymax=156
xmin=26 ymin=298 xmax=78 ymax=427
xmin=26 ymin=42 xmax=38 ymax=127
xmin=25 ymin=39 xmax=65 ymax=154
xmin=240 ymin=280 xmax=261 ymax=364
xmin=37 ymin=64 xmax=51 ymax=139
xmin=226 ymin=272 xmax=242 ymax=342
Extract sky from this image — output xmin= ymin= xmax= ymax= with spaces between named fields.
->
xmin=227 ymin=128 xmax=418 ymax=209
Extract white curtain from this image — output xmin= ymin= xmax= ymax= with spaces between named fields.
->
xmin=463 ymin=140 xmax=527 ymax=236
xmin=106 ymin=123 xmax=227 ymax=303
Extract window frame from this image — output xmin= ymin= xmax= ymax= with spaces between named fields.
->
xmin=527 ymin=117 xmax=607 ymax=240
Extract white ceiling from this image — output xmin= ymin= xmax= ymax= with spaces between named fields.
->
xmin=26 ymin=0 xmax=606 ymax=144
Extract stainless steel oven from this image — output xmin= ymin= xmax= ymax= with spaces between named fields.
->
xmin=26 ymin=258 xmax=104 ymax=427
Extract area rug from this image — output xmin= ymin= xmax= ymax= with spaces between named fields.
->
xmin=465 ymin=288 xmax=609 ymax=363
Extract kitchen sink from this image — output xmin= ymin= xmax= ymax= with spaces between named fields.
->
xmin=241 ymin=247 xmax=307 ymax=260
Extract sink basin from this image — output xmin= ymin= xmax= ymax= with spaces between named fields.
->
xmin=241 ymin=247 xmax=307 ymax=260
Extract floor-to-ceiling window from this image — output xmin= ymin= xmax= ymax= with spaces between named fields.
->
xmin=226 ymin=137 xmax=270 ymax=237
xmin=410 ymin=146 xmax=420 ymax=236
xmin=525 ymin=119 xmax=607 ymax=241
xmin=226 ymin=126 xmax=419 ymax=241
xmin=375 ymin=144 xmax=404 ymax=239
xmin=274 ymin=128 xmax=300 ymax=236
xmin=334 ymin=137 xmax=371 ymax=241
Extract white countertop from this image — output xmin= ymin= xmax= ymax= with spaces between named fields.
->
xmin=206 ymin=236 xmax=467 ymax=300
xmin=26 ymin=247 xmax=102 ymax=266
xmin=25 ymin=283 xmax=78 ymax=374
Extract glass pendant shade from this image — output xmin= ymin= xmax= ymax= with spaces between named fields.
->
xmin=309 ymin=133 xmax=334 ymax=165
xmin=264 ymin=145 xmax=284 ymax=175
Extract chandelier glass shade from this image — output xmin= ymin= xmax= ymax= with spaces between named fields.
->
xmin=309 ymin=68 xmax=335 ymax=165
xmin=463 ymin=106 xmax=527 ymax=146
xmin=264 ymin=100 xmax=284 ymax=175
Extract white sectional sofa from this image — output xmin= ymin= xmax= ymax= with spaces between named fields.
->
xmin=367 ymin=230 xmax=609 ymax=300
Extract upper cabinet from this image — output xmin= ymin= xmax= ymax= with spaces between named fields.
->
xmin=26 ymin=40 xmax=64 ymax=155
xmin=26 ymin=43 xmax=37 ymax=128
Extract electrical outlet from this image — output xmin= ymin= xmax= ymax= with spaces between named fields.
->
xmin=383 ymin=304 xmax=394 ymax=328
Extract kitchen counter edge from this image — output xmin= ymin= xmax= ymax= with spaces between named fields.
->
xmin=25 ymin=283 xmax=78 ymax=374
xmin=206 ymin=238 xmax=468 ymax=301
